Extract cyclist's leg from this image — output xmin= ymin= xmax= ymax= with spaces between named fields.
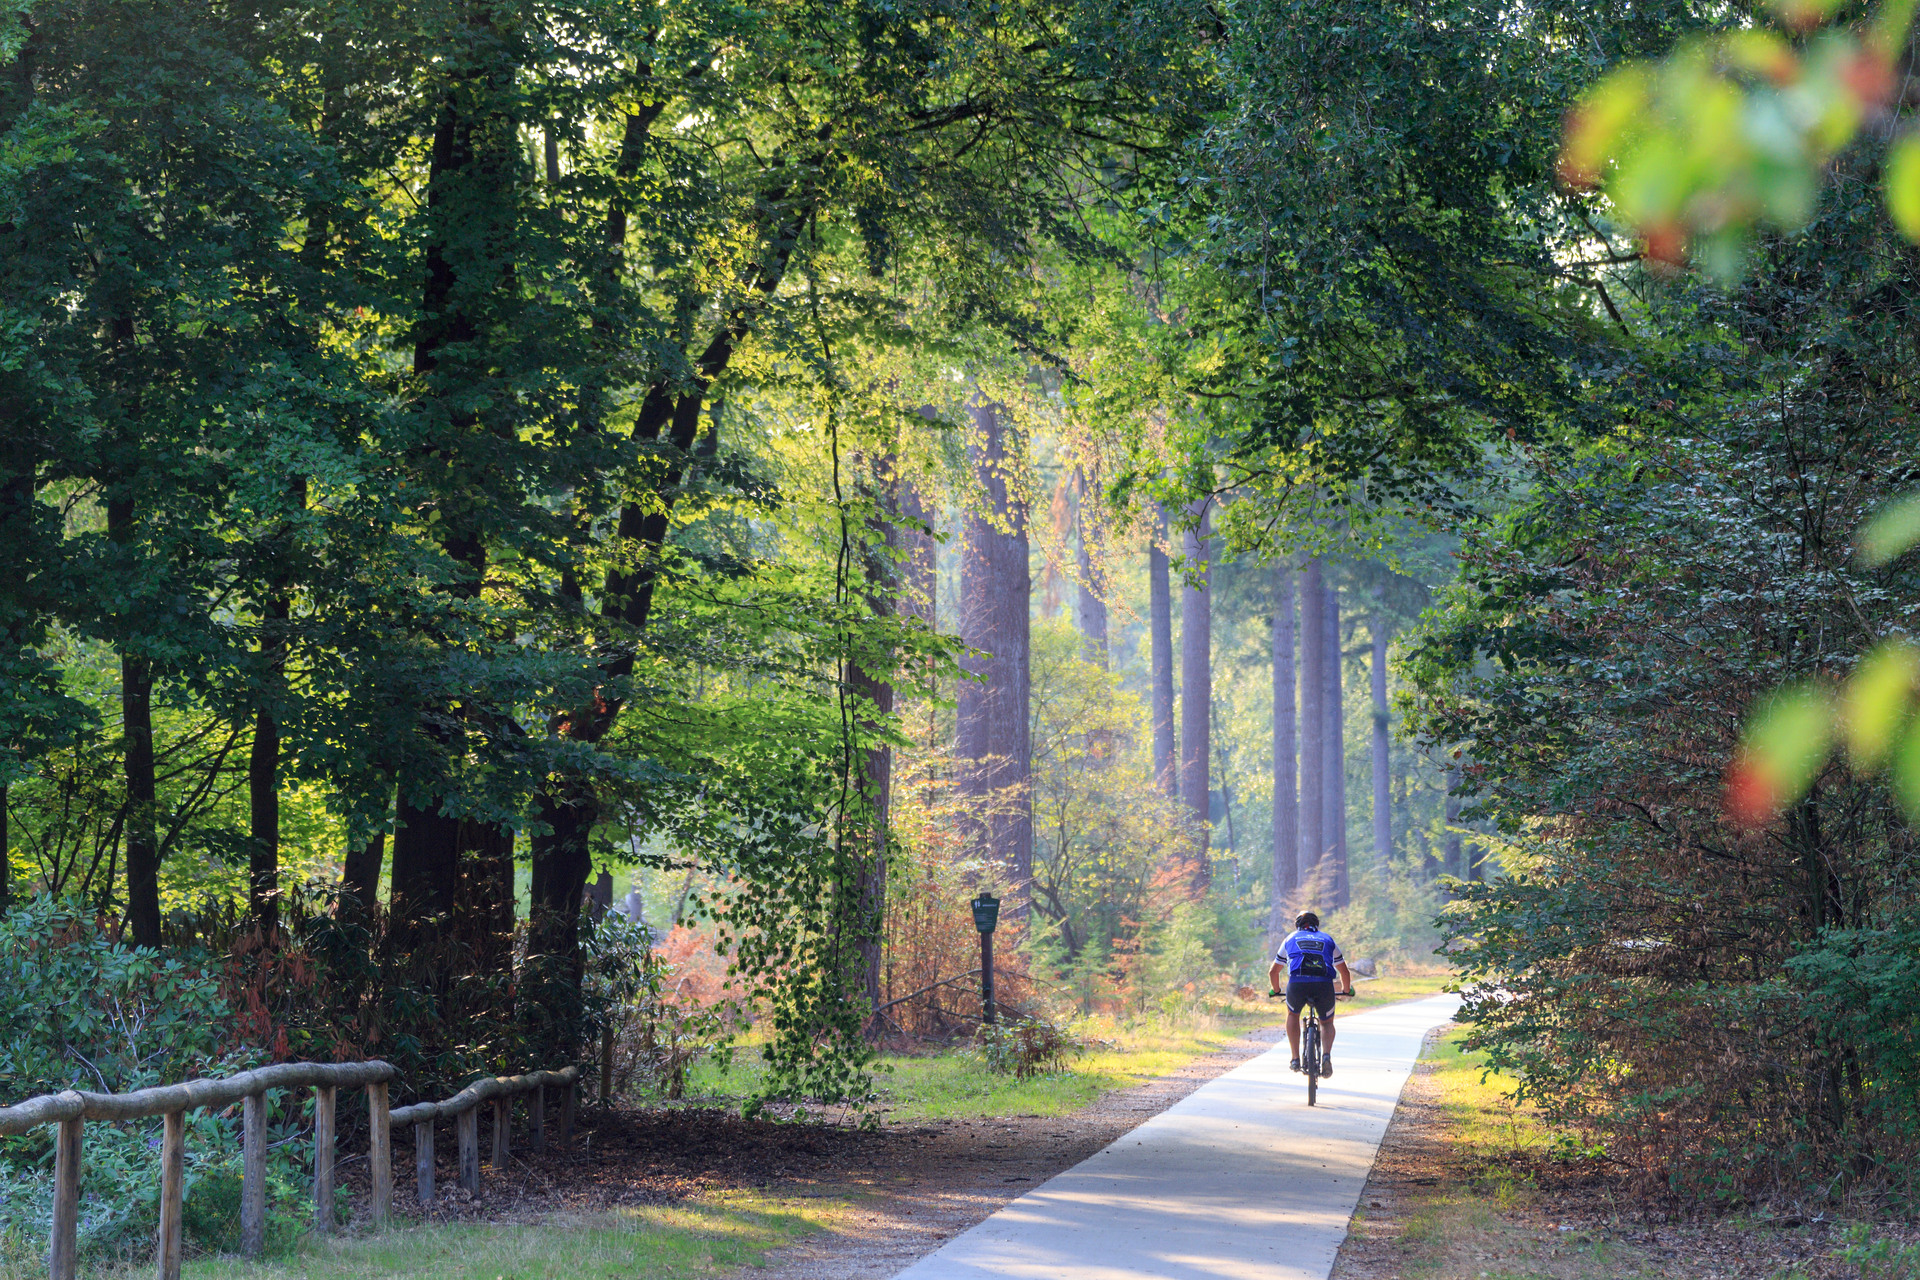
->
xmin=1284 ymin=981 xmax=1309 ymax=1062
xmin=1322 ymin=1008 xmax=1335 ymax=1054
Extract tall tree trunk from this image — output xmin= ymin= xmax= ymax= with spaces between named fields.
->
xmin=108 ymin=494 xmax=161 ymax=948
xmin=1296 ymin=560 xmax=1326 ymax=895
xmin=1323 ymin=578 xmax=1349 ymax=907
xmin=392 ymin=24 xmax=522 ymax=965
xmin=1370 ymin=614 xmax=1392 ymax=878
xmin=247 ymin=705 xmax=280 ymax=935
xmin=955 ymin=397 xmax=1031 ymax=918
xmin=1179 ymin=501 xmax=1211 ymax=891
xmin=1075 ymin=467 xmax=1108 ymax=666
xmin=1270 ymin=566 xmax=1297 ymax=948
xmin=247 ymin=587 xmax=294 ymax=936
xmin=1149 ymin=510 xmax=1176 ymax=795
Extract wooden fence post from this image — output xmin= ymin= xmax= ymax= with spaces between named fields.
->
xmin=50 ymin=1114 xmax=82 ymax=1280
xmin=312 ymin=1084 xmax=336 ymax=1234
xmin=490 ymin=1099 xmax=508 ymax=1168
xmin=241 ymin=1092 xmax=267 ymax=1257
xmin=457 ymin=1107 xmax=479 ymax=1194
xmin=600 ymin=1027 xmax=613 ymax=1103
xmin=530 ymin=1086 xmax=545 ymax=1153
xmin=158 ymin=1110 xmax=185 ymax=1280
xmin=368 ymin=1080 xmax=392 ymax=1226
xmin=414 ymin=1121 xmax=435 ymax=1207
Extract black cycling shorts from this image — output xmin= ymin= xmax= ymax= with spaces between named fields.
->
xmin=1286 ymin=979 xmax=1337 ymax=1018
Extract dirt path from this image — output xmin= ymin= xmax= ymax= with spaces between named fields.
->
xmin=349 ymin=1022 xmax=1297 ymax=1271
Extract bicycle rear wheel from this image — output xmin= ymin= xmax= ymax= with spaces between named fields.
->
xmin=1304 ymin=1023 xmax=1320 ymax=1107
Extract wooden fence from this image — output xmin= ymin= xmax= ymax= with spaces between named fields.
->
xmin=0 ymin=1060 xmax=580 ymax=1280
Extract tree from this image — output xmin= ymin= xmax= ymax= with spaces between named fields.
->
xmin=1149 ymin=510 xmax=1177 ymax=794
xmin=1269 ymin=565 xmax=1298 ymax=945
xmin=1178 ymin=500 xmax=1212 ymax=888
xmin=957 ymin=398 xmax=1034 ymax=916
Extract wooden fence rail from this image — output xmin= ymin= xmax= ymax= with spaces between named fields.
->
xmin=0 ymin=1060 xmax=580 ymax=1280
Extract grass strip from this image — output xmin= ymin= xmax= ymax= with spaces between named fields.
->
xmin=183 ymin=1195 xmax=834 ymax=1280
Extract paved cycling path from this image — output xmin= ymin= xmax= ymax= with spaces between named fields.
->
xmin=889 ymin=992 xmax=1462 ymax=1280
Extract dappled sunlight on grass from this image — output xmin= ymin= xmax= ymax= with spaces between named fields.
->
xmin=180 ymin=1196 xmax=834 ymax=1280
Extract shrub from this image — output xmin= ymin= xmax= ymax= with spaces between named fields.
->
xmin=0 ymin=897 xmax=315 ymax=1262
xmin=585 ymin=913 xmax=735 ymax=1100
xmin=974 ymin=1015 xmax=1080 ymax=1079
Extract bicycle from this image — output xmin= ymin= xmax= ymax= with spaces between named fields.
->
xmin=1270 ymin=988 xmax=1355 ymax=1106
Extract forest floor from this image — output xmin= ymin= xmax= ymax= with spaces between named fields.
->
xmin=176 ymin=973 xmax=1920 ymax=1280
xmin=179 ymin=975 xmax=1442 ymax=1280
xmin=1329 ymin=1028 xmax=1920 ymax=1280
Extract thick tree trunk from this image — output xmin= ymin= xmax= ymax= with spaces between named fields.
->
xmin=395 ymin=28 xmax=524 ymax=962
xmin=1323 ymin=579 xmax=1349 ymax=907
xmin=1296 ymin=560 xmax=1325 ymax=895
xmin=1270 ymin=566 xmax=1297 ymax=948
xmin=388 ymin=795 xmax=462 ymax=933
xmin=1179 ymin=501 xmax=1211 ymax=891
xmin=247 ymin=707 xmax=280 ymax=935
xmin=955 ymin=397 xmax=1031 ymax=918
xmin=1371 ymin=615 xmax=1392 ymax=877
xmin=1075 ymin=467 xmax=1108 ymax=667
xmin=342 ymin=832 xmax=384 ymax=912
xmin=1149 ymin=510 xmax=1176 ymax=795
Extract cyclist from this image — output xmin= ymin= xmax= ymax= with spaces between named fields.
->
xmin=1268 ymin=911 xmax=1355 ymax=1077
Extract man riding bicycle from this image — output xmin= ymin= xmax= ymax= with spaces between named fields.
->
xmin=1268 ymin=911 xmax=1355 ymax=1076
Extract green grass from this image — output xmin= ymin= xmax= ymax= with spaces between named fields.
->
xmin=1425 ymin=1027 xmax=1549 ymax=1169
xmin=686 ymin=967 xmax=1456 ymax=1124
xmin=181 ymin=1196 xmax=834 ymax=1280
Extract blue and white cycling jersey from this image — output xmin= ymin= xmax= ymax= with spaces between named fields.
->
xmin=1275 ymin=929 xmax=1345 ymax=982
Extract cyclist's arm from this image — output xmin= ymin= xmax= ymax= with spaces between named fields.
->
xmin=1335 ymin=959 xmax=1354 ymax=996
xmin=1268 ymin=960 xmax=1285 ymax=994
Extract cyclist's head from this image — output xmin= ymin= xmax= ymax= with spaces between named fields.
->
xmin=1294 ymin=911 xmax=1320 ymax=930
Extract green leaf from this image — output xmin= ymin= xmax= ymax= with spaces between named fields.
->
xmin=1893 ymin=722 xmax=1920 ymax=818
xmin=1738 ymin=683 xmax=1834 ymax=813
xmin=1843 ymin=640 xmax=1919 ymax=769
xmin=1857 ymin=489 xmax=1920 ymax=566
xmin=1883 ymin=133 xmax=1920 ymax=241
